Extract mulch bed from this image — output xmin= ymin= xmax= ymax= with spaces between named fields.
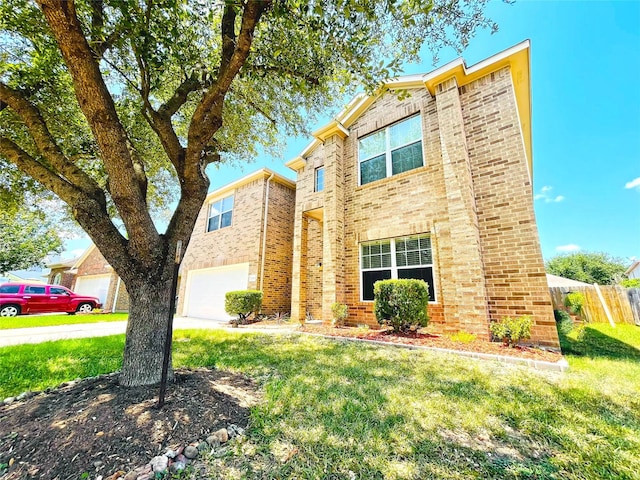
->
xmin=0 ymin=368 xmax=260 ymax=480
xmin=298 ymin=324 xmax=563 ymax=363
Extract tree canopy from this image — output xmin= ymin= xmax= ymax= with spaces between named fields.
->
xmin=0 ymin=208 xmax=63 ymax=274
xmin=0 ymin=0 xmax=497 ymax=387
xmin=546 ymin=252 xmax=628 ymax=286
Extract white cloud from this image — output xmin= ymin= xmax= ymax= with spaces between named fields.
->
xmin=535 ymin=186 xmax=565 ymax=203
xmin=625 ymin=177 xmax=640 ymax=190
xmin=556 ymin=244 xmax=581 ymax=252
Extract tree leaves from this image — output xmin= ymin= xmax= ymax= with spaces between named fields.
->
xmin=0 ymin=208 xmax=63 ymax=273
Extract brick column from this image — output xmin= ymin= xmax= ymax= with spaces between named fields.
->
xmin=435 ymin=77 xmax=491 ymax=337
xmin=290 ymin=203 xmax=309 ymax=323
xmin=322 ymin=135 xmax=346 ymax=321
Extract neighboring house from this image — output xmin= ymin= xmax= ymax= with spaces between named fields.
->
xmin=70 ymin=245 xmax=129 ymax=312
xmin=177 ymin=169 xmax=296 ymax=320
xmin=625 ymin=261 xmax=640 ymax=280
xmin=285 ymin=40 xmax=560 ymax=348
xmin=0 ymin=269 xmax=48 ymax=284
xmin=47 ymin=256 xmax=79 ymax=289
xmin=546 ymin=274 xmax=591 ymax=288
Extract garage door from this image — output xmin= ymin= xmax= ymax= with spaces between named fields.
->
xmin=183 ymin=264 xmax=250 ymax=320
xmin=74 ymin=274 xmax=111 ymax=307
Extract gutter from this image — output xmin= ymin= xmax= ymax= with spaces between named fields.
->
xmin=259 ymin=173 xmax=275 ymax=291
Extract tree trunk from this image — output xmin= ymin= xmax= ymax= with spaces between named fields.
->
xmin=119 ymin=272 xmax=175 ymax=387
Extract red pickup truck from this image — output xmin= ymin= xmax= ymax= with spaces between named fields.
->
xmin=0 ymin=283 xmax=102 ymax=317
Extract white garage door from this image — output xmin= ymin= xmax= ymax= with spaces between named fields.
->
xmin=74 ymin=274 xmax=111 ymax=307
xmin=184 ymin=264 xmax=250 ymax=320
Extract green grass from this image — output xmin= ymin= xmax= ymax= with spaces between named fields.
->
xmin=0 ymin=323 xmax=639 ymax=479
xmin=0 ymin=312 xmax=128 ymax=330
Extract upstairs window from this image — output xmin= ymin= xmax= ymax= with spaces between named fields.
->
xmin=358 ymin=115 xmax=423 ymax=186
xmin=360 ymin=234 xmax=435 ymax=302
xmin=207 ymin=195 xmax=234 ymax=232
xmin=315 ymin=166 xmax=325 ymax=192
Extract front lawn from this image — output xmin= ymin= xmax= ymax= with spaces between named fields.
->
xmin=0 ymin=312 xmax=128 ymax=330
xmin=0 ymin=323 xmax=638 ymax=479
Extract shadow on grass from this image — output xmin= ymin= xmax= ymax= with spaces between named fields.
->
xmin=174 ymin=330 xmax=640 ymax=479
xmin=2 ymin=329 xmax=639 ymax=479
xmin=558 ymin=324 xmax=640 ymax=360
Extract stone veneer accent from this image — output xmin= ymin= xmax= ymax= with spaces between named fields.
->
xmin=289 ymin=66 xmax=559 ymax=348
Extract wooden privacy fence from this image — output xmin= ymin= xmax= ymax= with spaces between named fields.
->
xmin=549 ymin=286 xmax=640 ymax=326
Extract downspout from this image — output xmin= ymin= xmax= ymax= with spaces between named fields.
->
xmin=260 ymin=173 xmax=275 ymax=291
xmin=112 ymin=276 xmax=122 ymax=313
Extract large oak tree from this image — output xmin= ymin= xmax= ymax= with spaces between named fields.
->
xmin=1 ymin=0 xmax=496 ymax=386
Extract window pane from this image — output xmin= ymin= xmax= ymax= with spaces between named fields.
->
xmin=222 ymin=196 xmax=234 ymax=212
xmin=420 ymin=236 xmax=431 ymax=250
xmin=370 ymin=255 xmax=381 ymax=268
xmin=396 ymin=251 xmax=407 ymax=267
xmin=208 ymin=215 xmax=220 ymax=232
xmin=381 ymin=242 xmax=391 ymax=253
xmin=315 ymin=167 xmax=324 ymax=192
xmin=421 ymin=250 xmax=432 ymax=265
xmin=398 ymin=267 xmax=435 ymax=302
xmin=209 ymin=200 xmax=222 ymax=217
xmin=391 ymin=142 xmax=423 ymax=175
xmin=389 ymin=115 xmax=422 ymax=149
xmin=362 ymin=244 xmax=370 ymax=256
xmin=362 ymin=257 xmax=370 ymax=269
xmin=360 ymin=155 xmax=386 ymax=185
xmin=381 ymin=253 xmax=392 ymax=268
xmin=370 ymin=243 xmax=380 ymax=255
xmin=406 ymin=237 xmax=419 ymax=251
xmin=406 ymin=250 xmax=421 ymax=266
xmin=220 ymin=211 xmax=233 ymax=228
xmin=362 ymin=270 xmax=392 ymax=301
xmin=358 ymin=130 xmax=386 ymax=161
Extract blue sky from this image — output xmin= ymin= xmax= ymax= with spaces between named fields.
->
xmin=66 ymin=1 xmax=640 ymax=265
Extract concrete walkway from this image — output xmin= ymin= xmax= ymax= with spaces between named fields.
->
xmin=0 ymin=317 xmax=297 ymax=347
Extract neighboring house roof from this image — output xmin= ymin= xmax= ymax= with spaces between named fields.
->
xmin=71 ymin=244 xmax=100 ymax=270
xmin=205 ymin=168 xmax=296 ymax=203
xmin=625 ymin=260 xmax=640 ymax=276
xmin=1 ymin=270 xmax=48 ymax=284
xmin=46 ymin=256 xmax=80 ymax=269
xmin=546 ymin=274 xmax=591 ymax=288
xmin=287 ymin=40 xmax=532 ymax=174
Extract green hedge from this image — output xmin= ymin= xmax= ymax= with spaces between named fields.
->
xmin=373 ymin=279 xmax=429 ymax=332
xmin=225 ymin=290 xmax=263 ymax=324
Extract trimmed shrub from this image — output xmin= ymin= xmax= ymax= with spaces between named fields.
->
xmin=554 ymin=309 xmax=573 ymax=335
xmin=373 ymin=279 xmax=429 ymax=333
xmin=330 ymin=302 xmax=348 ymax=327
xmin=489 ymin=315 xmax=533 ymax=347
xmin=225 ymin=290 xmax=263 ymax=325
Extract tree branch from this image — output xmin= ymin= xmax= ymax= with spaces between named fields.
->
xmin=36 ymin=0 xmax=160 ymax=258
xmin=1 ymin=135 xmax=132 ymax=274
xmin=0 ymin=82 xmax=104 ymax=198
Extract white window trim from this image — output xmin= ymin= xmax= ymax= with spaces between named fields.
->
xmin=359 ymin=235 xmax=437 ymax=303
xmin=357 ymin=114 xmax=424 ymax=186
xmin=206 ymin=194 xmax=234 ymax=233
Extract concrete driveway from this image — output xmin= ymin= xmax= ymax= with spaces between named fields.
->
xmin=0 ymin=316 xmax=296 ymax=347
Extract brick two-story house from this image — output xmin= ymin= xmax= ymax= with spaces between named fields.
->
xmin=286 ymin=40 xmax=560 ymax=348
xmin=177 ymin=169 xmax=296 ymax=320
